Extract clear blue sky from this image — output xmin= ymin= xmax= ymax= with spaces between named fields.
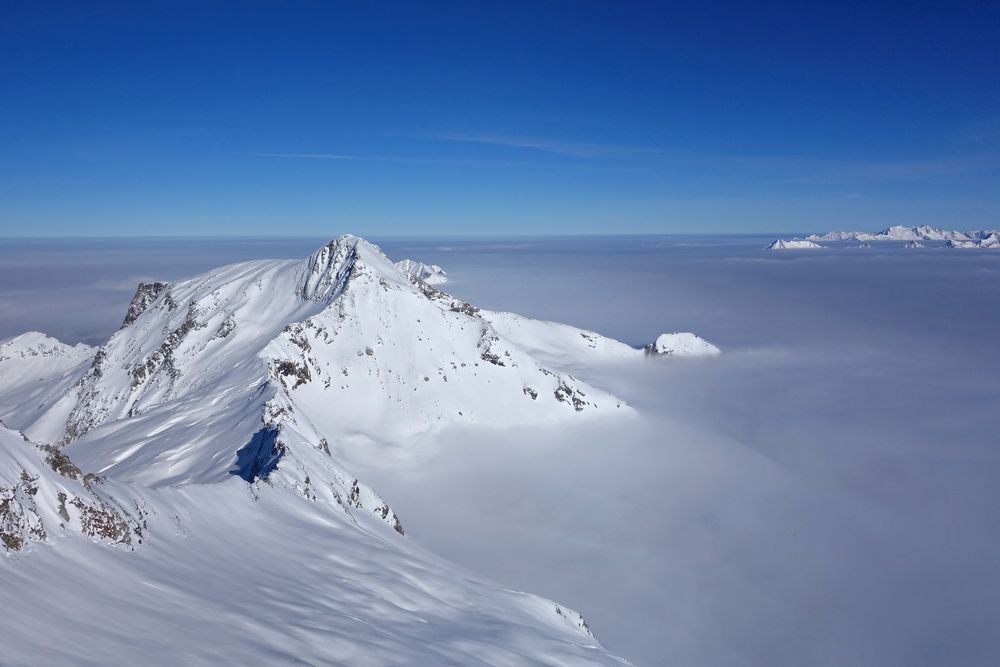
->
xmin=2 ymin=1 xmax=999 ymax=236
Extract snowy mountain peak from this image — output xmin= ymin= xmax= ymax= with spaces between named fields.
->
xmin=646 ymin=332 xmax=721 ymax=357
xmin=0 ymin=331 xmax=93 ymax=361
xmin=767 ymin=239 xmax=822 ymax=250
xmin=395 ymin=258 xmax=448 ymax=284
xmin=299 ymin=234 xmax=382 ymax=300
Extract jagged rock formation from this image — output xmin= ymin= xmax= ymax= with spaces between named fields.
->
xmin=0 ymin=422 xmax=144 ymax=552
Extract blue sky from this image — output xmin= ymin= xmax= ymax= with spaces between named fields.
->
xmin=2 ymin=1 xmax=999 ymax=236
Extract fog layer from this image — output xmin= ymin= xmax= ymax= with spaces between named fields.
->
xmin=2 ymin=235 xmax=997 ymax=666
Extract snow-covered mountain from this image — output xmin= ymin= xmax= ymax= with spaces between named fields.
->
xmin=395 ymin=258 xmax=448 ymax=284
xmin=0 ymin=332 xmax=95 ymax=442
xmin=767 ymin=239 xmax=823 ymax=250
xmin=0 ymin=234 xmax=719 ymax=664
xmin=645 ymin=332 xmax=721 ymax=357
xmin=806 ymin=225 xmax=999 ymax=243
xmin=948 ymin=231 xmax=1000 ymax=249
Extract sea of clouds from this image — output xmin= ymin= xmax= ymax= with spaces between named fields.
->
xmin=2 ymin=235 xmax=997 ymax=666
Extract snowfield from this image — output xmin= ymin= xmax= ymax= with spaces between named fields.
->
xmin=0 ymin=235 xmax=719 ymax=665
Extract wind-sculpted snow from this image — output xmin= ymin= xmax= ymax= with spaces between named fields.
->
xmin=1 ymin=416 xmax=626 ymax=664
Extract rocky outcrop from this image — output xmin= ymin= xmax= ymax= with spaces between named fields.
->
xmin=122 ymin=282 xmax=169 ymax=327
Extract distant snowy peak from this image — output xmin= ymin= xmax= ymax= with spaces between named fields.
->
xmin=0 ymin=333 xmax=95 ymax=443
xmin=806 ymin=225 xmax=999 ymax=243
xmin=395 ymin=258 xmax=448 ymax=284
xmin=805 ymin=230 xmax=864 ymax=241
xmin=948 ymin=232 xmax=1000 ymax=249
xmin=904 ymin=241 xmax=925 ymax=248
xmin=0 ymin=331 xmax=93 ymax=362
xmin=767 ymin=239 xmax=822 ymax=250
xmin=645 ymin=332 xmax=721 ymax=357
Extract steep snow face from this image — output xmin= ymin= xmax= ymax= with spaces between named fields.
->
xmin=395 ymin=258 xmax=448 ymax=284
xmin=767 ymin=239 xmax=823 ymax=250
xmin=0 ymin=332 xmax=94 ymax=443
xmin=645 ymin=332 xmax=721 ymax=357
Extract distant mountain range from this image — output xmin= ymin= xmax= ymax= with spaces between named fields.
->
xmin=766 ymin=225 xmax=999 ymax=250
xmin=805 ymin=225 xmax=999 ymax=243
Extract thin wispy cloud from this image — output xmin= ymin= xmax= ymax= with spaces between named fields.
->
xmin=248 ymin=152 xmax=361 ymax=160
xmin=431 ymin=133 xmax=661 ymax=158
xmin=245 ymin=151 xmax=655 ymax=172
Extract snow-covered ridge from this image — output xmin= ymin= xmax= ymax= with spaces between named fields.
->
xmin=948 ymin=231 xmax=1000 ymax=249
xmin=805 ymin=224 xmax=999 ymax=243
xmin=767 ymin=239 xmax=823 ymax=250
xmin=395 ymin=258 xmax=447 ymax=284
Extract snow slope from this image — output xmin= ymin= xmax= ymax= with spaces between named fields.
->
xmin=1 ymin=235 xmax=715 ymax=664
xmin=1 ymin=419 xmax=626 ymax=665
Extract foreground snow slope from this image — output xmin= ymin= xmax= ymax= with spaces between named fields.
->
xmin=2 ymin=426 xmax=626 ymax=666
xmin=0 ymin=235 xmax=680 ymax=664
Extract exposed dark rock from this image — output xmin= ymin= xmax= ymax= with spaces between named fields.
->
xmin=275 ymin=360 xmax=311 ymax=389
xmin=122 ymin=281 xmax=170 ymax=327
